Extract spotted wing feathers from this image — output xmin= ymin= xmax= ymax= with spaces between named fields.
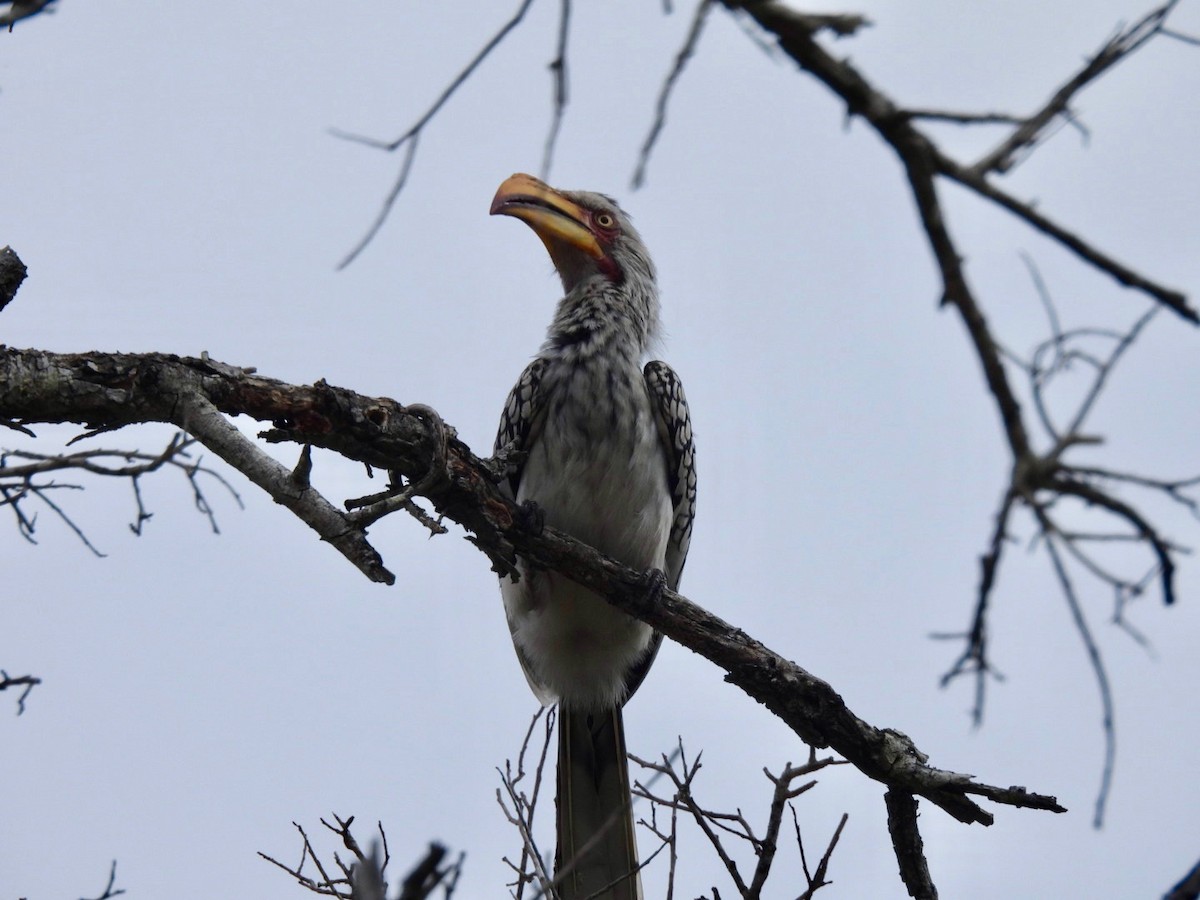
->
xmin=643 ymin=360 xmax=696 ymax=590
xmin=494 ymin=357 xmax=551 ymax=498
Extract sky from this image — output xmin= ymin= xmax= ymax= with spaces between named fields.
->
xmin=3 ymin=1 xmax=1199 ymax=898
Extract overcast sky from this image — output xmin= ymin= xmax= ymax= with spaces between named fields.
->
xmin=3 ymin=2 xmax=1199 ymax=898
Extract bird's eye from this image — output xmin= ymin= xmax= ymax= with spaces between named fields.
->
xmin=595 ymin=213 xmax=616 ymax=230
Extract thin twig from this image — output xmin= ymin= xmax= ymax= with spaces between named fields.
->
xmin=971 ymin=0 xmax=1183 ymax=175
xmin=632 ymin=0 xmax=715 ymax=189
xmin=0 ymin=670 xmax=41 ymax=715
xmin=796 ymin=810 xmax=848 ymax=899
xmin=934 ymin=487 xmax=1014 ymax=724
xmin=941 ymin=153 xmax=1194 ymax=321
xmin=1039 ymin=525 xmax=1116 ymax=828
xmin=540 ymin=0 xmax=571 ymax=181
xmin=80 ymin=860 xmax=126 ymax=900
xmin=333 ymin=0 xmax=537 ymax=267
xmin=905 ymin=108 xmax=1024 ymax=126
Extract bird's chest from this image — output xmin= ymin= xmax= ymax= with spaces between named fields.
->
xmin=518 ymin=359 xmax=670 ymax=566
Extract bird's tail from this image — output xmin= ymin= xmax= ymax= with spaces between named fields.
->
xmin=555 ymin=705 xmax=642 ymax=900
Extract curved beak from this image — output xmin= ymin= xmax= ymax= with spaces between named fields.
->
xmin=490 ymin=173 xmax=604 ymax=262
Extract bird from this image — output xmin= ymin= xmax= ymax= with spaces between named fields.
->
xmin=490 ymin=173 xmax=696 ymax=900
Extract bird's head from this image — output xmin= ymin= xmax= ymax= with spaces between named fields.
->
xmin=490 ymin=173 xmax=655 ymax=294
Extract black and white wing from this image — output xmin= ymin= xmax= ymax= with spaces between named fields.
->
xmin=494 ymin=357 xmax=551 ymax=499
xmin=644 ymin=360 xmax=697 ymax=591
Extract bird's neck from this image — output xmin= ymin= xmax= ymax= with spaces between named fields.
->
xmin=542 ymin=280 xmax=659 ymax=364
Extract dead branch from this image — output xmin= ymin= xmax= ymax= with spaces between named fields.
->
xmin=934 ymin=279 xmax=1195 ymax=821
xmin=496 ymin=707 xmax=557 ymax=898
xmin=631 ymin=743 xmax=846 ymax=897
xmin=0 ymin=345 xmax=1066 ymax=831
xmin=0 ymin=669 xmax=40 ymax=714
xmin=540 ymin=0 xmax=571 ymax=181
xmin=1 ymin=435 xmax=244 ymax=548
xmin=969 ymin=1 xmax=1183 ymax=176
xmin=721 ymin=0 xmax=1194 ymax=323
xmin=634 ymin=746 xmax=749 ymax=894
xmin=1 ymin=350 xmax=399 ymax=582
xmin=332 ymin=0 xmax=537 ymax=268
xmin=1039 ymin=521 xmax=1116 ymax=829
xmin=884 ymin=790 xmax=937 ymax=900
xmin=80 ymin=860 xmax=125 ymax=900
xmin=260 ymin=815 xmax=462 ymax=900
xmin=632 ymin=0 xmax=716 ymax=190
xmin=706 ymin=2 xmax=1193 ymax=826
xmin=796 ymin=810 xmax=848 ymax=899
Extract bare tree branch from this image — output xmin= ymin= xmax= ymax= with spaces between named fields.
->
xmin=540 ymin=0 xmax=571 ymax=181
xmin=496 ymin=707 xmax=557 ymax=898
xmin=721 ymin=0 xmax=1195 ymax=323
xmin=262 ymin=815 xmax=462 ymax=900
xmin=931 ymin=486 xmax=1014 ymax=725
xmin=80 ymin=860 xmax=125 ymax=900
xmin=1038 ymin=524 xmax=1116 ymax=829
xmin=796 ymin=810 xmax=848 ymax=900
xmin=632 ymin=0 xmax=716 ymax=189
xmin=904 ymin=108 xmax=1025 ymax=127
xmin=631 ymin=743 xmax=846 ymax=897
xmin=332 ymin=0 xmax=536 ymax=267
xmin=1 ymin=435 xmax=244 ymax=545
xmin=0 ymin=669 xmax=40 ymax=714
xmin=706 ymin=3 xmax=1192 ymax=824
xmin=970 ymin=0 xmax=1183 ymax=176
xmin=0 ymin=346 xmax=1066 ymax=831
xmin=884 ymin=790 xmax=937 ymax=900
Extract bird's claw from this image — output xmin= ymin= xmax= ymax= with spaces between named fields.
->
xmin=640 ymin=568 xmax=668 ymax=605
xmin=517 ymin=499 xmax=545 ymax=534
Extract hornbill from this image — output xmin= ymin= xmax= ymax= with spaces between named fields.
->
xmin=491 ymin=173 xmax=697 ymax=900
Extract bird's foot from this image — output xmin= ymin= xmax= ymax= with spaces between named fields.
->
xmin=517 ymin=499 xmax=545 ymax=534
xmin=639 ymin=567 xmax=669 ymax=606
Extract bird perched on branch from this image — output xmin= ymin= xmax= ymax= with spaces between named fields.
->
xmin=491 ymin=173 xmax=696 ymax=900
